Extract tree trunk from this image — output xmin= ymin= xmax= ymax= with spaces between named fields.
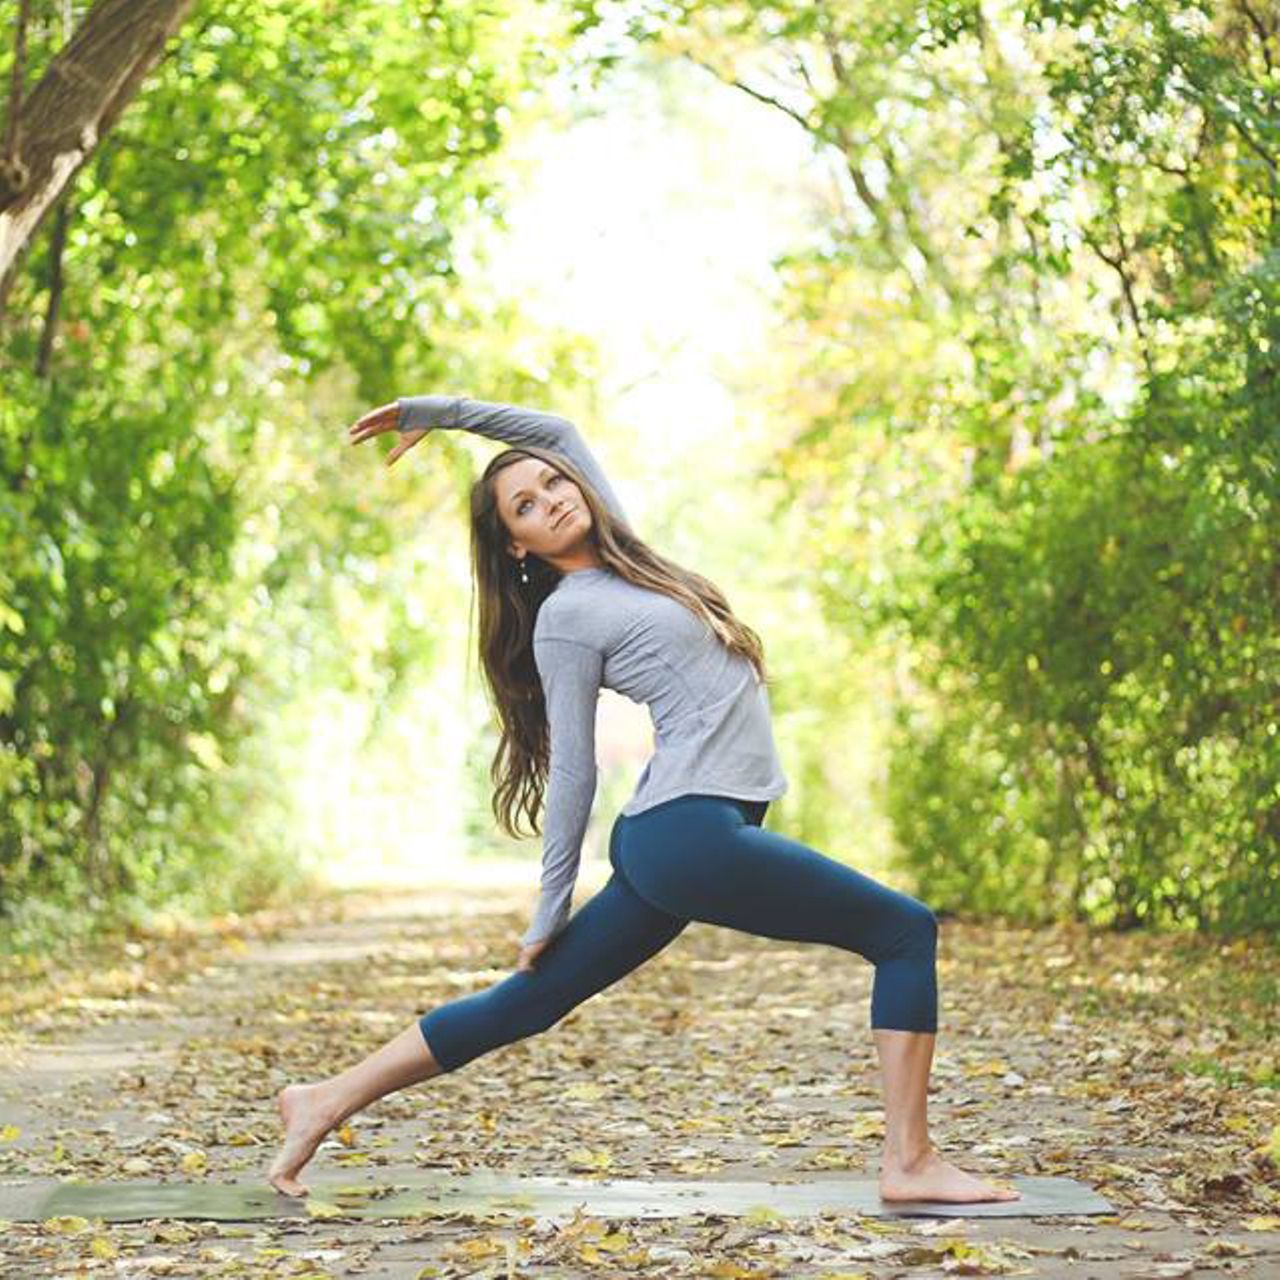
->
xmin=0 ymin=0 xmax=197 ymax=313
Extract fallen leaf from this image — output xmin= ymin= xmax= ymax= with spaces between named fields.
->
xmin=42 ymin=1215 xmax=91 ymax=1234
xmin=305 ymin=1199 xmax=346 ymax=1220
xmin=90 ymin=1236 xmax=117 ymax=1260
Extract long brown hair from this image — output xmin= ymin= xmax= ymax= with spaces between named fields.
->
xmin=467 ymin=443 xmax=771 ymax=840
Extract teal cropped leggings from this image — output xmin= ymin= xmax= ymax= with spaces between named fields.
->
xmin=419 ymin=793 xmax=938 ymax=1072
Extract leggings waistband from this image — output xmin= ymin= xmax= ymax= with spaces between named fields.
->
xmin=619 ymin=792 xmax=770 ymax=826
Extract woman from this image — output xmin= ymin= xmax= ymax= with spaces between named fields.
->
xmin=267 ymin=395 xmax=1021 ymax=1205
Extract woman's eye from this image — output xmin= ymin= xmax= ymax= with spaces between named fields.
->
xmin=516 ymin=475 xmax=563 ymax=516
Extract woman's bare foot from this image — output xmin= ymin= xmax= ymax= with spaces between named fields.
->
xmin=879 ymin=1146 xmax=1022 ymax=1203
xmin=267 ymin=1083 xmax=340 ymax=1197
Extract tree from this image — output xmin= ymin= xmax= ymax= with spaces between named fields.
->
xmin=0 ymin=0 xmax=196 ymax=309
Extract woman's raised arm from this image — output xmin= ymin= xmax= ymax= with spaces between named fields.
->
xmin=394 ymin=396 xmax=632 ymax=528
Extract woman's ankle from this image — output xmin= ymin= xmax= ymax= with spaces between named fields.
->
xmin=286 ymin=1080 xmax=345 ymax=1130
xmin=881 ymin=1138 xmax=935 ymax=1174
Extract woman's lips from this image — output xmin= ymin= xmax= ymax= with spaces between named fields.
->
xmin=554 ymin=508 xmax=577 ymax=529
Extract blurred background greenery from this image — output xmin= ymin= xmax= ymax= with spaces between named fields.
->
xmin=1 ymin=0 xmax=1275 ymax=952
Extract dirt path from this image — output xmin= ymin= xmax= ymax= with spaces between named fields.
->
xmin=1 ymin=866 xmax=1278 ymax=1278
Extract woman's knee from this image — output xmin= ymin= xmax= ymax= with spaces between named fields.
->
xmin=886 ymin=896 xmax=938 ymax=958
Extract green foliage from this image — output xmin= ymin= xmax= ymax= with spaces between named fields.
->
xmin=886 ymin=434 xmax=1280 ymax=933
xmin=0 ymin=0 xmax=567 ymax=943
xmin=6 ymin=0 xmax=1276 ymax=944
xmin=571 ymin=0 xmax=1280 ymax=933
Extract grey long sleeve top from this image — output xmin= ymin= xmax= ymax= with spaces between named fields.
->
xmin=397 ymin=395 xmax=788 ymax=947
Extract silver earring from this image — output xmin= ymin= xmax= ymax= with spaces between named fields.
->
xmin=518 ymin=557 xmax=529 ymax=585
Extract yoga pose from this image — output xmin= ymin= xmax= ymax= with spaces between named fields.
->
xmin=267 ymin=396 xmax=1021 ymax=1204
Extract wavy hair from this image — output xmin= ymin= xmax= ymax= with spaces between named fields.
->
xmin=467 ymin=444 xmax=771 ymax=840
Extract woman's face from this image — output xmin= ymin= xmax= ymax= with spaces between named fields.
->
xmin=493 ymin=456 xmax=595 ymax=567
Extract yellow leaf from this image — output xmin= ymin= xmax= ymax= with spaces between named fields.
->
xmin=809 ymin=1150 xmax=861 ymax=1169
xmin=676 ymin=1116 xmax=715 ymax=1131
xmin=153 ymin=1223 xmax=195 ymax=1244
xmin=565 ymin=1082 xmax=605 ymax=1101
xmin=459 ymin=1236 xmax=504 ymax=1258
xmin=848 ymin=1114 xmax=884 ymax=1139
xmin=305 ymin=1199 xmax=345 ymax=1220
xmin=1242 ymin=1216 xmax=1280 ymax=1231
xmin=1205 ymin=1238 xmax=1250 ymax=1258
xmin=578 ymin=1243 xmax=602 ymax=1264
xmin=744 ymin=1204 xmax=785 ymax=1224
xmin=336 ymin=1124 xmax=357 ymax=1147
xmin=566 ymin=1147 xmax=612 ymax=1171
xmin=90 ymin=1236 xmax=117 ymax=1260
xmin=179 ymin=1151 xmax=207 ymax=1174
xmin=965 ymin=1058 xmax=1010 ymax=1076
xmin=42 ymin=1215 xmax=91 ymax=1235
xmin=0 ymin=1125 xmax=19 ymax=1142
xmin=597 ymin=1231 xmax=631 ymax=1251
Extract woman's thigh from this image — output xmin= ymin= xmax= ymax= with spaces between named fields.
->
xmin=420 ymin=867 xmax=688 ymax=1071
xmin=611 ymin=793 xmax=934 ymax=964
xmin=520 ymin=867 xmax=689 ymax=1009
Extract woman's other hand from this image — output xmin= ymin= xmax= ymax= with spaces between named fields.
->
xmin=347 ymin=401 xmax=430 ymax=468
xmin=516 ymin=939 xmax=551 ymax=973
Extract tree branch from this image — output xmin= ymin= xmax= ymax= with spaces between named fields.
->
xmin=2 ymin=0 xmax=33 ymax=190
xmin=0 ymin=0 xmax=197 ymax=315
xmin=35 ymin=192 xmax=70 ymax=377
xmin=1237 ymin=0 xmax=1276 ymax=75
xmin=1083 ymin=220 xmax=1156 ymax=381
xmin=682 ymin=52 xmax=813 ymax=131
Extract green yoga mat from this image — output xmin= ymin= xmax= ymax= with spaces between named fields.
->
xmin=0 ymin=1172 xmax=1111 ymax=1223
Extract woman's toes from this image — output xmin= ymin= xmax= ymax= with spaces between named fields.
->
xmin=268 ymin=1170 xmax=309 ymax=1198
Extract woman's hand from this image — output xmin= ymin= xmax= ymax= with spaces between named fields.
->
xmin=347 ymin=401 xmax=430 ymax=469
xmin=516 ymin=939 xmax=551 ymax=973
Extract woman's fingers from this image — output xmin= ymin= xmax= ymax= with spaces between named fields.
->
xmin=383 ymin=434 xmax=412 ymax=468
xmin=346 ymin=401 xmax=399 ymax=444
xmin=346 ymin=403 xmax=430 ymax=468
xmin=382 ymin=427 xmax=429 ymax=468
xmin=515 ymin=939 xmax=550 ymax=972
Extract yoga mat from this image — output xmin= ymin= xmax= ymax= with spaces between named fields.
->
xmin=0 ymin=1172 xmax=1112 ymax=1223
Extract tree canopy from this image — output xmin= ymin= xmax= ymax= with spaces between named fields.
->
xmin=2 ymin=0 xmax=1276 ymax=943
